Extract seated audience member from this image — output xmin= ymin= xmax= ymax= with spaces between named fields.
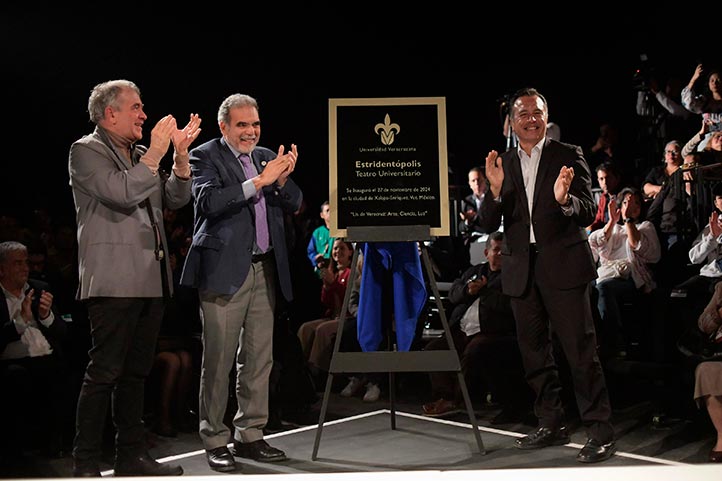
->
xmin=0 ymin=241 xmax=67 ymax=460
xmin=458 ymin=167 xmax=490 ymax=246
xmin=341 ymin=241 xmax=427 ymax=403
xmin=297 ymin=239 xmax=354 ymax=378
xmin=421 ymin=232 xmax=532 ymax=423
xmin=588 ymin=187 xmax=661 ymax=357
xmin=642 ymin=140 xmax=683 ymax=200
xmin=336 ymin=252 xmax=383 ymax=403
xmin=694 ymin=361 xmax=722 ymax=463
xmin=588 ymin=161 xmax=624 ymax=233
xmin=675 ymin=184 xmax=722 ymax=313
xmin=306 ymin=201 xmax=335 ymax=277
xmin=25 ymin=237 xmax=73 ymax=316
xmin=694 ymin=282 xmax=722 ymax=462
xmin=647 ymin=155 xmax=698 ymax=288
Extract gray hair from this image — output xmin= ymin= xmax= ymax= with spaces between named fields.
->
xmin=485 ymin=231 xmax=504 ymax=250
xmin=217 ymin=94 xmax=258 ymax=125
xmin=87 ymin=79 xmax=140 ymax=124
xmin=0 ymin=241 xmax=27 ymax=264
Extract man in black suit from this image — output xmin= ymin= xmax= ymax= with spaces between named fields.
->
xmin=458 ymin=166 xmax=489 ymax=245
xmin=0 ymin=241 xmax=67 ymax=461
xmin=480 ymin=87 xmax=615 ymax=463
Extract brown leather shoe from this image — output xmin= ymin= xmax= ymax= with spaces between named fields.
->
xmin=515 ymin=426 xmax=571 ymax=450
xmin=422 ymin=398 xmax=462 ymax=417
xmin=233 ymin=439 xmax=287 ymax=462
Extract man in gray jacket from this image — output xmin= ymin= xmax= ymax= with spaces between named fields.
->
xmin=68 ymin=79 xmax=201 ymax=477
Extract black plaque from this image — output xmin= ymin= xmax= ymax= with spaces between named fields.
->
xmin=329 ymin=97 xmax=449 ymax=238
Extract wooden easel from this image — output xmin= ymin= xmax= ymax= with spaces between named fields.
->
xmin=311 ymin=225 xmax=485 ymax=459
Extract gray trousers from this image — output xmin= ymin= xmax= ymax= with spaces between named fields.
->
xmin=198 ymin=258 xmax=276 ymax=450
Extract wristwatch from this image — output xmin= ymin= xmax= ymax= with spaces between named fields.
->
xmin=624 ymin=218 xmax=634 ymax=224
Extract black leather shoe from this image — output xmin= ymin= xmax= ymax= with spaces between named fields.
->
xmin=515 ymin=426 xmax=571 ymax=450
xmin=72 ymin=459 xmax=101 ymax=477
xmin=233 ymin=439 xmax=287 ymax=462
xmin=576 ymin=438 xmax=617 ymax=463
xmin=206 ymin=446 xmax=237 ymax=472
xmin=709 ymin=449 xmax=722 ymax=462
xmin=114 ymin=452 xmax=183 ymax=476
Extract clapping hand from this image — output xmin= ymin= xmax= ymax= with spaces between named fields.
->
xmin=277 ymin=143 xmax=298 ymax=187
xmin=607 ymin=197 xmax=621 ymax=225
xmin=172 ymin=113 xmax=202 ymax=156
xmin=142 ymin=115 xmax=177 ymax=171
xmin=554 ymin=166 xmax=574 ymax=205
xmin=484 ymin=150 xmax=503 ymax=198
xmin=710 ymin=211 xmax=722 ymax=238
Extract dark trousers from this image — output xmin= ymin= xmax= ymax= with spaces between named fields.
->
xmin=72 ymin=297 xmax=164 ymax=462
xmin=426 ymin=328 xmax=529 ymax=408
xmin=512 ymin=254 xmax=614 ymax=443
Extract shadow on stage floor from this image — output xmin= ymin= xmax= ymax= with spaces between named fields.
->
xmin=109 ymin=409 xmax=707 ymax=477
xmin=3 ymin=389 xmax=718 ymax=479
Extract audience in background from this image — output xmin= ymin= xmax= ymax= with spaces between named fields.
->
xmin=422 ymin=232 xmax=532 ymax=423
xmin=458 ymin=167 xmax=490 ymax=247
xmin=681 ymin=64 xmax=722 ymax=152
xmin=694 ymin=281 xmax=722 ymax=462
xmin=589 ymin=187 xmax=661 ymax=358
xmin=642 ymin=140 xmax=683 ymax=200
xmin=297 ymin=239 xmax=355 ymax=381
xmin=307 ymin=201 xmax=334 ymax=278
xmin=0 ymin=241 xmax=68 ymax=461
xmin=588 ymin=162 xmax=625 ymax=233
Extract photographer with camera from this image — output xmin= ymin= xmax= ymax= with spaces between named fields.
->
xmin=681 ymin=63 xmax=722 ymax=151
xmin=635 ymin=54 xmax=695 ymax=167
xmin=682 ymin=117 xmax=722 ymax=165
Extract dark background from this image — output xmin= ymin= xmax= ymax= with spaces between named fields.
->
xmin=1 ymin=5 xmax=716 ymax=225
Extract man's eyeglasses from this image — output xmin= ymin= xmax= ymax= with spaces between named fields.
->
xmin=665 ymin=150 xmax=680 ymax=155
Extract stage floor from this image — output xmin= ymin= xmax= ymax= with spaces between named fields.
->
xmin=4 ymin=389 xmax=719 ymax=480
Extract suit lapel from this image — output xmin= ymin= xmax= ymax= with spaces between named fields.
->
xmin=508 ymin=152 xmax=530 ymax=221
xmin=0 ymin=289 xmax=9 ymax=325
xmin=250 ymin=152 xmax=268 ymax=174
xmin=220 ymin=142 xmax=248 ymax=184
xmin=532 ymin=143 xmax=553 ymax=211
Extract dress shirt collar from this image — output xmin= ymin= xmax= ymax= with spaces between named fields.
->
xmin=516 ymin=136 xmax=546 ymax=159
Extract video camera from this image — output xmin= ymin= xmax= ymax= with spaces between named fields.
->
xmin=633 ymin=53 xmax=655 ymax=91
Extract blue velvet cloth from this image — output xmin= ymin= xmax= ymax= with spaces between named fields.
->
xmin=357 ymin=242 xmax=427 ymax=352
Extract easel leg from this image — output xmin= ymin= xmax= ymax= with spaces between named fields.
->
xmin=311 ymin=371 xmax=335 ymax=460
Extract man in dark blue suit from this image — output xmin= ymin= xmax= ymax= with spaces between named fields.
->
xmin=180 ymin=93 xmax=302 ymax=472
xmin=480 ymin=88 xmax=615 ymax=463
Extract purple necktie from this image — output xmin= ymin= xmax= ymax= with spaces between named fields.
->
xmin=238 ymin=154 xmax=269 ymax=252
